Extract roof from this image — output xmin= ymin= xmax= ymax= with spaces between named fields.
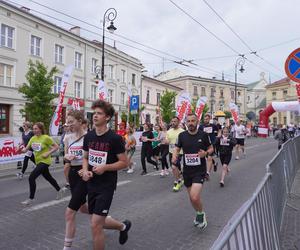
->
xmin=246 ymin=81 xmax=260 ymax=90
xmin=266 ymin=77 xmax=291 ymax=88
xmin=142 ymin=75 xmax=183 ymax=91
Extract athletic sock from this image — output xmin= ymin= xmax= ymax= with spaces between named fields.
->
xmin=63 ymin=238 xmax=74 ymax=250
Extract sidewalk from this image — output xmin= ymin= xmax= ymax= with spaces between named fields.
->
xmin=280 ymin=170 xmax=300 ymax=249
xmin=0 ymin=157 xmax=64 ymax=179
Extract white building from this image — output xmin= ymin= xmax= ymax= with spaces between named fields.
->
xmin=141 ymin=75 xmax=182 ymax=124
xmin=0 ymin=1 xmax=143 ymax=136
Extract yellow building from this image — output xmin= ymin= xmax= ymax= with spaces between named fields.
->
xmin=265 ymin=77 xmax=299 ymax=125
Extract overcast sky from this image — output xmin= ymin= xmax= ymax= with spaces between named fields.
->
xmin=8 ymin=0 xmax=300 ymax=84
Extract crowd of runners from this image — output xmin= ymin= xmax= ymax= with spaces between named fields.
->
xmin=15 ymin=99 xmax=251 ymax=250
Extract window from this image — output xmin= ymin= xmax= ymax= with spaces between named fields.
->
xmin=283 ymin=90 xmax=288 ymax=98
xmin=220 ymin=89 xmax=224 ymax=98
xmin=91 ymin=85 xmax=97 ymax=100
xmin=272 ymin=91 xmax=276 ymax=100
xmin=146 ymin=90 xmax=150 ymax=104
xmin=247 ymin=96 xmax=250 ymax=102
xmin=121 ymin=92 xmax=125 ymax=105
xmin=91 ymin=58 xmax=98 ymax=73
xmin=0 ymin=104 xmax=9 ymax=134
xmin=220 ymin=103 xmax=224 ymax=111
xmin=109 ymin=65 xmax=114 ymax=79
xmin=53 ymin=76 xmax=62 ymax=94
xmin=210 ymin=88 xmax=215 ymax=97
xmin=55 ymin=44 xmax=63 ymax=64
xmin=231 ymin=90 xmax=235 ymax=100
xmin=146 ymin=114 xmax=151 ymax=123
xmin=283 ymin=117 xmax=287 ymax=125
xmin=1 ymin=24 xmax=14 ymax=48
xmin=121 ymin=69 xmax=126 ymax=83
xmin=193 ymin=86 xmax=198 ymax=96
xmin=238 ymin=91 xmax=241 ymax=97
xmin=157 ymin=93 xmax=161 ymax=105
xmin=30 ymin=35 xmax=41 ymax=56
xmin=201 ymin=87 xmax=206 ymax=96
xmin=74 ymin=81 xmax=82 ymax=98
xmin=273 ymin=117 xmax=277 ymax=126
xmin=132 ymin=73 xmax=136 ymax=86
xmin=107 ymin=89 xmax=113 ymax=103
xmin=75 ymin=52 xmax=82 ymax=69
xmin=0 ymin=63 xmax=13 ymax=87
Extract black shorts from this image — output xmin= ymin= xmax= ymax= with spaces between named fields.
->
xmin=220 ymin=153 xmax=232 ymax=165
xmin=183 ymin=169 xmax=206 ymax=188
xmin=169 ymin=153 xmax=182 ymax=171
xmin=236 ymin=138 xmax=245 ymax=146
xmin=88 ymin=188 xmax=115 ymax=216
xmin=152 ymin=146 xmax=160 ymax=156
xmin=68 ymin=166 xmax=87 ymax=211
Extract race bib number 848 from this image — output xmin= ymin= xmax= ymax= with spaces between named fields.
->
xmin=88 ymin=149 xmax=108 ymax=167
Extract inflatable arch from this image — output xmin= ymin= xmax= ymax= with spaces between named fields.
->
xmin=258 ymin=101 xmax=300 ymax=137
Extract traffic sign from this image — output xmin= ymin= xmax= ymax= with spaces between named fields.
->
xmin=130 ymin=95 xmax=139 ymax=112
xmin=285 ymin=48 xmax=300 ymax=83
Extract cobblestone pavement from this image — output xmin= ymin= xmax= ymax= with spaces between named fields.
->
xmin=0 ymin=138 xmax=281 ymax=249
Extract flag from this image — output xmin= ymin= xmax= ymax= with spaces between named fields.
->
xmin=176 ymin=92 xmax=191 ymax=122
xmin=229 ymin=102 xmax=239 ymax=123
xmin=49 ymin=65 xmax=73 ymax=136
xmin=98 ymin=80 xmax=108 ymax=100
xmin=195 ymin=96 xmax=207 ymax=120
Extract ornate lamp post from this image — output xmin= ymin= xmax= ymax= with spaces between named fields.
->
xmin=234 ymin=56 xmax=245 ymax=104
xmin=101 ymin=8 xmax=117 ymax=81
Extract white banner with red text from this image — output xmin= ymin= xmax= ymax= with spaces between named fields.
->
xmin=0 ymin=137 xmax=25 ymax=164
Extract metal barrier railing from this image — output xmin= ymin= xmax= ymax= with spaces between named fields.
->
xmin=211 ymin=136 xmax=300 ymax=250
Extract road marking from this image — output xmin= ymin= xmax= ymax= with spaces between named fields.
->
xmin=25 ymin=180 xmax=131 ymax=212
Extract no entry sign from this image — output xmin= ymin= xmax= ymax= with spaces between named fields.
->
xmin=285 ymin=48 xmax=300 ymax=83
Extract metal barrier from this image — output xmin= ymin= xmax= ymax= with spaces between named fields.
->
xmin=211 ymin=136 xmax=300 ymax=250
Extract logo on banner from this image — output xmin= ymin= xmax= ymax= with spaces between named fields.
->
xmin=176 ymin=92 xmax=191 ymax=122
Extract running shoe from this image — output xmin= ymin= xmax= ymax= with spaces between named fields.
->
xmin=64 ymin=183 xmax=70 ymax=190
xmin=173 ymin=181 xmax=183 ymax=192
xmin=204 ymin=172 xmax=210 ymax=181
xmin=235 ymin=156 xmax=239 ymax=160
xmin=56 ymin=188 xmax=65 ymax=200
xmin=21 ymin=198 xmax=34 ymax=206
xmin=220 ymin=182 xmax=224 ymax=187
xmin=160 ymin=170 xmax=165 ymax=177
xmin=165 ymin=169 xmax=170 ymax=176
xmin=213 ymin=162 xmax=218 ymax=172
xmin=127 ymin=169 xmax=134 ymax=174
xmin=119 ymin=220 xmax=132 ymax=245
xmin=193 ymin=212 xmax=207 ymax=229
xmin=16 ymin=172 xmax=23 ymax=180
xmin=140 ymin=171 xmax=147 ymax=175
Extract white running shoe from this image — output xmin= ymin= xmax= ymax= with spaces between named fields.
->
xmin=235 ymin=156 xmax=239 ymax=160
xmin=165 ymin=169 xmax=170 ymax=176
xmin=56 ymin=188 xmax=65 ymax=200
xmin=160 ymin=170 xmax=165 ymax=177
xmin=16 ymin=172 xmax=23 ymax=180
xmin=127 ymin=168 xmax=134 ymax=174
xmin=21 ymin=198 xmax=34 ymax=206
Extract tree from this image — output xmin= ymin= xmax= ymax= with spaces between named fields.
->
xmin=224 ymin=110 xmax=232 ymax=119
xmin=159 ymin=89 xmax=177 ymax=124
xmin=18 ymin=60 xmax=58 ymax=131
xmin=200 ymin=104 xmax=209 ymax=123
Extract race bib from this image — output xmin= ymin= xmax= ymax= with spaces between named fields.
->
xmin=25 ymin=150 xmax=33 ymax=157
xmin=31 ymin=143 xmax=42 ymax=152
xmin=88 ymin=149 xmax=108 ymax=167
xmin=203 ymin=127 xmax=213 ymax=134
xmin=184 ymin=153 xmax=201 ymax=166
xmin=69 ymin=145 xmax=83 ymax=160
xmin=220 ymin=138 xmax=230 ymax=146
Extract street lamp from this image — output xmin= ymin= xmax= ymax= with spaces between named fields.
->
xmin=101 ymin=8 xmax=117 ymax=81
xmin=234 ymin=56 xmax=245 ymax=104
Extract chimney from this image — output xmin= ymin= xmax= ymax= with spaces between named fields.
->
xmin=69 ymin=26 xmax=81 ymax=36
xmin=21 ymin=6 xmax=30 ymax=12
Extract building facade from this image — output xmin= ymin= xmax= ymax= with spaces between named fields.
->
xmin=141 ymin=75 xmax=182 ymax=124
xmin=157 ymin=71 xmax=248 ymax=119
xmin=246 ymin=72 xmax=268 ymax=121
xmin=0 ymin=1 xmax=143 ymax=136
xmin=265 ymin=77 xmax=299 ymax=126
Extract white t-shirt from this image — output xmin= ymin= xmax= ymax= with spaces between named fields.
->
xmin=233 ymin=125 xmax=246 ymax=139
xmin=64 ymin=133 xmax=85 ymax=166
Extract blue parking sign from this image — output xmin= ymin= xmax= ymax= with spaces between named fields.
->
xmin=130 ymin=95 xmax=139 ymax=113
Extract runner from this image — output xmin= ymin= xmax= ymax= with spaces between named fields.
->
xmin=152 ymin=124 xmax=162 ymax=169
xmin=124 ymin=127 xmax=136 ymax=174
xmin=198 ymin=114 xmax=219 ymax=179
xmin=215 ymin=127 xmax=236 ymax=187
xmin=159 ymin=123 xmax=169 ymax=177
xmin=20 ymin=122 xmax=64 ymax=205
xmin=172 ymin=113 xmax=213 ymax=228
xmin=140 ymin=123 xmax=158 ymax=175
xmin=63 ymin=110 xmax=131 ymax=250
xmin=16 ymin=121 xmax=35 ymax=179
xmin=232 ymin=120 xmax=247 ymax=160
xmin=166 ymin=116 xmax=184 ymax=192
xmin=81 ymin=100 xmax=131 ymax=250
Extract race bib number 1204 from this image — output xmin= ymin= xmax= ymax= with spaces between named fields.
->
xmin=88 ymin=149 xmax=108 ymax=167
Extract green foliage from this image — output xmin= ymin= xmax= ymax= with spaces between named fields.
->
xmin=159 ymin=89 xmax=177 ymax=124
xmin=200 ymin=104 xmax=209 ymax=123
xmin=224 ymin=110 xmax=232 ymax=119
xmin=18 ymin=60 xmax=58 ymax=132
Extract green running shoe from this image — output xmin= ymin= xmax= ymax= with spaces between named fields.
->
xmin=193 ymin=212 xmax=207 ymax=229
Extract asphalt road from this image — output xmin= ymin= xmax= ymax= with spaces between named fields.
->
xmin=0 ymin=137 xmax=277 ymax=250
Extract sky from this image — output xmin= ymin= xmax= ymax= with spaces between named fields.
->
xmin=6 ymin=0 xmax=300 ymax=84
